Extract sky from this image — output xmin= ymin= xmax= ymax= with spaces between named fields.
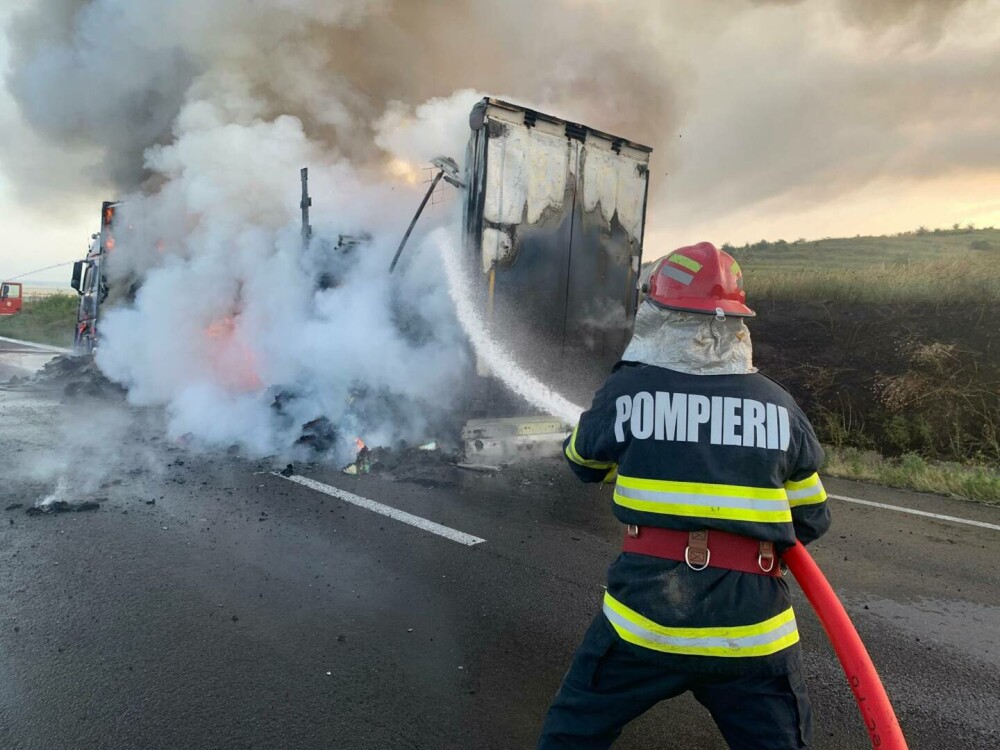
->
xmin=1 ymin=0 xmax=999 ymax=282
xmin=0 ymin=0 xmax=97 ymax=283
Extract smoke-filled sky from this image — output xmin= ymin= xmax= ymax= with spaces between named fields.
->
xmin=1 ymin=0 xmax=999 ymax=283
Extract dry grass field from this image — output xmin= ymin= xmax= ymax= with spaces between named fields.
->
xmin=740 ymin=227 xmax=1000 ymax=502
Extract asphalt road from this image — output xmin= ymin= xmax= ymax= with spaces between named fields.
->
xmin=0 ymin=338 xmax=60 ymax=380
xmin=1 ymin=387 xmax=998 ymax=749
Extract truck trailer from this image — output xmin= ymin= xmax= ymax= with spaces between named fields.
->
xmin=463 ymin=97 xmax=652 ymax=406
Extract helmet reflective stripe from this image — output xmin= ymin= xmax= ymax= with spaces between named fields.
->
xmin=731 ymin=261 xmax=744 ymax=289
xmin=603 ymin=592 xmax=800 ymax=657
xmin=669 ymin=253 xmax=703 ymax=274
xmin=659 ymin=264 xmax=695 ymax=286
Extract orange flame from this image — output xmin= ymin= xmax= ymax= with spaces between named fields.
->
xmin=205 ymin=316 xmax=236 ymax=339
xmin=204 ymin=314 xmax=262 ymax=392
xmin=386 ymin=158 xmax=421 ymax=186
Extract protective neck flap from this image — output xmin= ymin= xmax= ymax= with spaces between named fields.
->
xmin=621 ymin=302 xmax=756 ymax=375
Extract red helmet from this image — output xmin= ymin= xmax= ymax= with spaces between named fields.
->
xmin=646 ymin=242 xmax=754 ymax=317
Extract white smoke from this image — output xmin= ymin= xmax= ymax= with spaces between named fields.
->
xmin=1 ymin=0 xmax=620 ymax=461
xmin=8 ymin=0 xmax=652 ymax=461
xmin=91 ymin=89 xmax=485 ymax=460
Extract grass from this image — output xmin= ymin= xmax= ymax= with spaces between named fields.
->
xmin=729 ymin=226 xmax=1000 ymax=268
xmin=728 ymin=226 xmax=1000 ymax=497
xmin=731 ymin=228 xmax=1000 ymax=304
xmin=746 ymin=255 xmax=1000 ymax=304
xmin=822 ymin=447 xmax=1000 ymax=505
xmin=0 ymin=295 xmax=78 ymax=347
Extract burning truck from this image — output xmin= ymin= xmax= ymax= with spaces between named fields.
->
xmin=68 ymin=98 xmax=652 ymax=462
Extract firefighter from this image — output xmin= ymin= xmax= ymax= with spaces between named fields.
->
xmin=538 ymin=242 xmax=830 ymax=750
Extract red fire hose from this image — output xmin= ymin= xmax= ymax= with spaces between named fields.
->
xmin=783 ymin=541 xmax=909 ymax=749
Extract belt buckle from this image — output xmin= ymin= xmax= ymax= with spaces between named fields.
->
xmin=626 ymin=524 xmax=639 ymax=538
xmin=685 ymin=530 xmax=710 ymax=571
xmin=758 ymin=552 xmax=775 ymax=573
xmin=684 ymin=546 xmax=711 ymax=571
xmin=758 ymin=541 xmax=776 ymax=573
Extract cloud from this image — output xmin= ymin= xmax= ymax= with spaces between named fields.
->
xmin=5 ymin=0 xmax=997 ymax=242
xmin=0 ymin=0 xmax=681 ymax=199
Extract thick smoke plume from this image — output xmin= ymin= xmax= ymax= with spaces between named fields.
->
xmin=2 ymin=0 xmax=683 ymax=460
xmin=93 ymin=92 xmax=483 ymax=459
xmin=2 ymin=0 xmax=997 ymax=459
xmin=3 ymin=0 xmax=678 ymax=196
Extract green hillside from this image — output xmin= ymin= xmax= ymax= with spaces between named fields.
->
xmin=727 ymin=226 xmax=1000 ymax=268
xmin=0 ymin=294 xmax=77 ymax=347
xmin=727 ymin=227 xmax=1000 ymax=304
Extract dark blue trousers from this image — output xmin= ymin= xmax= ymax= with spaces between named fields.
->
xmin=538 ymin=615 xmax=813 ymax=749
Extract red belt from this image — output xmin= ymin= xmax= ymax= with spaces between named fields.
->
xmin=622 ymin=526 xmax=783 ymax=577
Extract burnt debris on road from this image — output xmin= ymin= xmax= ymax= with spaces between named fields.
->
xmin=3 ymin=353 xmax=125 ymax=399
xmin=25 ymin=500 xmax=102 ymax=515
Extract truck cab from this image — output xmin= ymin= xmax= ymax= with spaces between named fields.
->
xmin=71 ymin=201 xmax=119 ymax=354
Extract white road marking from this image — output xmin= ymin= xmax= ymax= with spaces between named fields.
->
xmin=830 ymin=493 xmax=1000 ymax=532
xmin=0 ymin=335 xmax=72 ymax=353
xmin=276 ymin=474 xmax=486 ymax=546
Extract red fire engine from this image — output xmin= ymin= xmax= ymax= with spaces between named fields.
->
xmin=0 ymin=281 xmax=23 ymax=315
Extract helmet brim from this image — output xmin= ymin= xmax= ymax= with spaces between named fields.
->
xmin=647 ymin=297 xmax=756 ymax=318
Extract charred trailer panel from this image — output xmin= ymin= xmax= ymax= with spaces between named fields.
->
xmin=463 ymin=98 xmax=652 ymax=406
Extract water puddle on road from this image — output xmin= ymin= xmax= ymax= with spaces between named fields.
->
xmin=859 ymin=597 xmax=1000 ymax=665
xmin=0 ymin=351 xmax=58 ymax=380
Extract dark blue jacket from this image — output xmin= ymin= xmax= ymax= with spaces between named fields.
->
xmin=565 ymin=362 xmax=831 ymax=675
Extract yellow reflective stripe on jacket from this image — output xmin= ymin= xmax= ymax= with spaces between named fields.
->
xmin=565 ymin=424 xmax=616 ymax=470
xmin=603 ymin=592 xmax=800 ymax=657
xmin=784 ymin=472 xmax=827 ymax=507
xmin=613 ymin=474 xmax=792 ymax=523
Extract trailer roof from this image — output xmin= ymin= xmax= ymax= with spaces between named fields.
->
xmin=477 ymin=98 xmax=653 ymax=155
